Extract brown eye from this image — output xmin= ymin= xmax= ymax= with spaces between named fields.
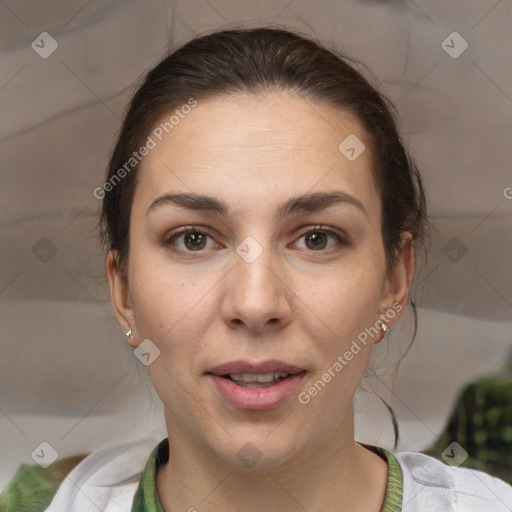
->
xmin=305 ymin=232 xmax=328 ymax=250
xmin=295 ymin=227 xmax=348 ymax=252
xmin=183 ymin=232 xmax=207 ymax=250
xmin=164 ymin=227 xmax=217 ymax=252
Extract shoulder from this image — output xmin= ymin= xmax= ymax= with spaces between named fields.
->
xmin=41 ymin=436 xmax=161 ymax=512
xmin=393 ymin=450 xmax=512 ymax=511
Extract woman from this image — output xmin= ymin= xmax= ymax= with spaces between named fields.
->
xmin=3 ymin=26 xmax=511 ymax=512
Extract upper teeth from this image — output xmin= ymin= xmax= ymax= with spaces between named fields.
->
xmin=228 ymin=372 xmax=289 ymax=383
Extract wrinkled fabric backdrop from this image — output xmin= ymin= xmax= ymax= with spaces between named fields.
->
xmin=1 ymin=0 xmax=511 ymax=490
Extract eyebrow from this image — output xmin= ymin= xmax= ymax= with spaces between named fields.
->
xmin=146 ymin=191 xmax=368 ymax=220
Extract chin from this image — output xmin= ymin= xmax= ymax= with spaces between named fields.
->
xmin=208 ymin=426 xmax=315 ymax=472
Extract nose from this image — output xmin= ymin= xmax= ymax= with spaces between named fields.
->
xmin=220 ymin=237 xmax=292 ymax=334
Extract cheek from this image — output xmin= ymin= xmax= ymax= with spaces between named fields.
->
xmin=296 ymin=266 xmax=383 ymax=343
xmin=295 ymin=274 xmax=379 ymax=419
xmin=291 ymin=265 xmax=383 ymax=406
xmin=128 ymin=250 xmax=215 ymax=355
xmin=128 ymin=258 xmax=215 ymax=412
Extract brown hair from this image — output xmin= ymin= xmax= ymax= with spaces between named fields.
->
xmin=98 ymin=26 xmax=429 ymax=447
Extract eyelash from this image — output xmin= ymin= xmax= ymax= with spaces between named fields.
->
xmin=162 ymin=225 xmax=349 ymax=255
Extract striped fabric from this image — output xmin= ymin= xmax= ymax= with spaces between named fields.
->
xmin=424 ymin=376 xmax=512 ymax=485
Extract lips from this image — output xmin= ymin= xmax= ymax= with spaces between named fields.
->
xmin=207 ymin=359 xmax=305 ymax=376
xmin=206 ymin=360 xmax=306 ymax=410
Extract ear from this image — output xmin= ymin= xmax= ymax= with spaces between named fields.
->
xmin=105 ymin=250 xmax=138 ymax=348
xmin=376 ymin=232 xmax=415 ymax=341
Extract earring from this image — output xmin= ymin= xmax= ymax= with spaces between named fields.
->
xmin=126 ymin=329 xmax=134 ymax=343
xmin=381 ymin=322 xmax=389 ymax=336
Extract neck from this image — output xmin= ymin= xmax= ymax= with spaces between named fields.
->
xmin=156 ymin=404 xmax=388 ymax=512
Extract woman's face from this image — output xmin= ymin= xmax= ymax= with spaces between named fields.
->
xmin=108 ymin=91 xmax=412 ymax=470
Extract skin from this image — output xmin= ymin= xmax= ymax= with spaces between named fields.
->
xmin=107 ymin=90 xmax=415 ymax=512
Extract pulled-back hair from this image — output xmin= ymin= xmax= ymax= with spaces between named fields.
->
xmin=99 ymin=27 xmax=427 ymax=279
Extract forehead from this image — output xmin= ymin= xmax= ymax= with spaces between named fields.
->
xmin=133 ymin=91 xmax=379 ymax=220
